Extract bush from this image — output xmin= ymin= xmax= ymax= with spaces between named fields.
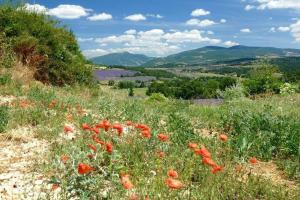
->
xmin=0 ymin=105 xmax=9 ymax=133
xmin=118 ymin=81 xmax=135 ymax=89
xmin=217 ymin=82 xmax=247 ymax=101
xmin=0 ymin=5 xmax=93 ymax=86
xmin=280 ymin=83 xmax=297 ymax=95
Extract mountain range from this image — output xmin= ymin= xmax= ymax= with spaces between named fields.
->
xmin=90 ymin=45 xmax=300 ymax=67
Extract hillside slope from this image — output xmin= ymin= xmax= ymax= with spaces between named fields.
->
xmin=143 ymin=45 xmax=300 ymax=67
xmin=90 ymin=52 xmax=153 ymax=66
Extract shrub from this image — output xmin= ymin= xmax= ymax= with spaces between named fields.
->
xmin=118 ymin=81 xmax=135 ymax=89
xmin=217 ymin=82 xmax=247 ymax=101
xmin=0 ymin=5 xmax=93 ymax=85
xmin=280 ymin=83 xmax=297 ymax=95
xmin=0 ymin=105 xmax=9 ymax=133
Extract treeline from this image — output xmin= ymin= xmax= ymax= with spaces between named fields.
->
xmin=146 ymin=77 xmax=236 ymax=99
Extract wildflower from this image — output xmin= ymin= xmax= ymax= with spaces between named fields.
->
xmin=48 ymin=100 xmax=57 ymax=109
xmin=60 ymin=155 xmax=69 ymax=164
xmin=249 ymin=157 xmax=258 ymax=164
xmin=157 ymin=133 xmax=169 ymax=142
xmin=211 ymin=165 xmax=223 ymax=174
xmin=129 ymin=194 xmax=139 ymax=200
xmin=92 ymin=134 xmax=105 ymax=146
xmin=91 ymin=126 xmax=100 ymax=134
xmin=64 ymin=125 xmax=73 ymax=133
xmin=88 ymin=144 xmax=97 ymax=152
xmin=77 ymin=163 xmax=93 ymax=174
xmin=112 ymin=124 xmax=123 ymax=136
xmin=99 ymin=120 xmax=111 ymax=132
xmin=165 ymin=178 xmax=183 ymax=189
xmin=106 ymin=142 xmax=113 ymax=154
xmin=195 ymin=145 xmax=211 ymax=158
xmin=157 ymin=151 xmax=165 ymax=159
xmin=82 ymin=123 xmax=90 ymax=130
xmin=87 ymin=154 xmax=94 ymax=159
xmin=188 ymin=142 xmax=198 ymax=150
xmin=135 ymin=124 xmax=150 ymax=132
xmin=120 ymin=174 xmax=134 ymax=190
xmin=141 ymin=130 xmax=151 ymax=138
xmin=51 ymin=184 xmax=60 ymax=191
xmin=167 ymin=169 xmax=178 ymax=178
xmin=219 ymin=134 xmax=228 ymax=142
xmin=126 ymin=121 xmax=134 ymax=126
xmin=202 ymin=157 xmax=217 ymax=167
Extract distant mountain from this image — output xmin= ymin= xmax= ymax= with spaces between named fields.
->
xmin=90 ymin=52 xmax=153 ymax=66
xmin=143 ymin=45 xmax=300 ymax=67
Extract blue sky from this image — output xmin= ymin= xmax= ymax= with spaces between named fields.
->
xmin=24 ymin=0 xmax=300 ymax=58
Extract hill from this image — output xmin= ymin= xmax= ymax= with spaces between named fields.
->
xmin=143 ymin=45 xmax=300 ymax=67
xmin=90 ymin=52 xmax=153 ymax=66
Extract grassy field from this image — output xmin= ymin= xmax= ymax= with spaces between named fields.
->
xmin=1 ymin=81 xmax=300 ymax=199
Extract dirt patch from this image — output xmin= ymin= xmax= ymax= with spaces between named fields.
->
xmin=0 ymin=126 xmax=57 ymax=199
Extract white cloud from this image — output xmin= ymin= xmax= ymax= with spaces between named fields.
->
xmin=220 ymin=19 xmax=227 ymax=23
xmin=124 ymin=14 xmax=146 ymax=21
xmin=87 ymin=13 xmax=112 ymax=21
xmin=245 ymin=5 xmax=255 ymax=11
xmin=47 ymin=5 xmax=91 ymax=19
xmin=191 ymin=9 xmax=210 ymax=17
xmin=77 ymin=38 xmax=94 ymax=42
xmin=146 ymin=14 xmax=163 ymax=19
xmin=223 ymin=41 xmax=239 ymax=47
xmin=290 ymin=20 xmax=300 ymax=42
xmin=90 ymin=29 xmax=222 ymax=57
xmin=246 ymin=0 xmax=300 ymax=11
xmin=207 ymin=31 xmax=214 ymax=35
xmin=186 ymin=19 xmax=217 ymax=27
xmin=125 ymin=29 xmax=137 ymax=35
xmin=269 ymin=27 xmax=276 ymax=32
xmin=240 ymin=28 xmax=251 ymax=33
xmin=23 ymin=3 xmax=47 ymax=13
xmin=82 ymin=49 xmax=108 ymax=58
xmin=278 ymin=26 xmax=290 ymax=32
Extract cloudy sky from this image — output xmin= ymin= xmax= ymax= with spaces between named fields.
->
xmin=24 ymin=0 xmax=300 ymax=58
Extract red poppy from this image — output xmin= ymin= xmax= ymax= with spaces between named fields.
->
xmin=99 ymin=120 xmax=111 ymax=132
xmin=64 ymin=125 xmax=73 ymax=133
xmin=112 ymin=124 xmax=123 ymax=136
xmin=51 ymin=184 xmax=60 ymax=191
xmin=60 ymin=155 xmax=69 ymax=164
xmin=126 ymin=121 xmax=134 ymax=126
xmin=141 ymin=130 xmax=151 ymax=138
xmin=135 ymin=124 xmax=150 ymax=132
xmin=91 ymin=126 xmax=100 ymax=134
xmin=82 ymin=123 xmax=90 ymax=130
xmin=120 ymin=174 xmax=134 ymax=190
xmin=87 ymin=154 xmax=94 ymax=159
xmin=219 ymin=134 xmax=228 ymax=142
xmin=211 ymin=165 xmax=223 ymax=174
xmin=92 ymin=134 xmax=105 ymax=146
xmin=195 ymin=145 xmax=211 ymax=158
xmin=202 ymin=157 xmax=217 ymax=167
xmin=157 ymin=151 xmax=165 ymax=159
xmin=106 ymin=142 xmax=113 ymax=154
xmin=165 ymin=178 xmax=183 ymax=189
xmin=77 ymin=163 xmax=93 ymax=174
xmin=249 ymin=157 xmax=258 ymax=164
xmin=188 ymin=142 xmax=198 ymax=150
xmin=88 ymin=144 xmax=97 ymax=152
xmin=157 ymin=133 xmax=169 ymax=142
xmin=167 ymin=169 xmax=178 ymax=178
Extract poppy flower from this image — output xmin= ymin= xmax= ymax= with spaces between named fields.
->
xmin=167 ymin=169 xmax=178 ymax=178
xmin=91 ymin=127 xmax=100 ymax=134
xmin=219 ymin=134 xmax=228 ymax=142
xmin=126 ymin=121 xmax=134 ymax=126
xmin=141 ymin=130 xmax=151 ymax=138
xmin=51 ymin=184 xmax=60 ymax=191
xmin=249 ymin=157 xmax=258 ymax=164
xmin=60 ymin=155 xmax=69 ymax=164
xmin=88 ymin=144 xmax=97 ymax=152
xmin=92 ymin=134 xmax=105 ymax=146
xmin=82 ymin=123 xmax=90 ymax=130
xmin=165 ymin=178 xmax=183 ymax=189
xmin=106 ymin=142 xmax=113 ymax=154
xmin=120 ymin=174 xmax=134 ymax=190
xmin=99 ymin=120 xmax=111 ymax=132
xmin=211 ymin=165 xmax=223 ymax=174
xmin=77 ymin=163 xmax=93 ymax=174
xmin=135 ymin=124 xmax=150 ymax=132
xmin=157 ymin=151 xmax=165 ymax=159
xmin=112 ymin=124 xmax=123 ymax=136
xmin=129 ymin=194 xmax=139 ymax=200
xmin=188 ymin=142 xmax=198 ymax=150
xmin=195 ymin=145 xmax=211 ymax=158
xmin=202 ymin=157 xmax=217 ymax=167
xmin=87 ymin=154 xmax=94 ymax=159
xmin=64 ymin=125 xmax=73 ymax=133
xmin=48 ymin=100 xmax=57 ymax=109
xmin=157 ymin=133 xmax=169 ymax=142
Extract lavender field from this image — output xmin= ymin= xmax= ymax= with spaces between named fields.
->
xmin=94 ymin=69 xmax=156 ymax=82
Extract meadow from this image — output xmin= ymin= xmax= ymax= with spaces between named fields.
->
xmin=1 ymin=80 xmax=300 ymax=199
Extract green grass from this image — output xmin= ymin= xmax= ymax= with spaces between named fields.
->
xmin=1 ymin=82 xmax=300 ymax=199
